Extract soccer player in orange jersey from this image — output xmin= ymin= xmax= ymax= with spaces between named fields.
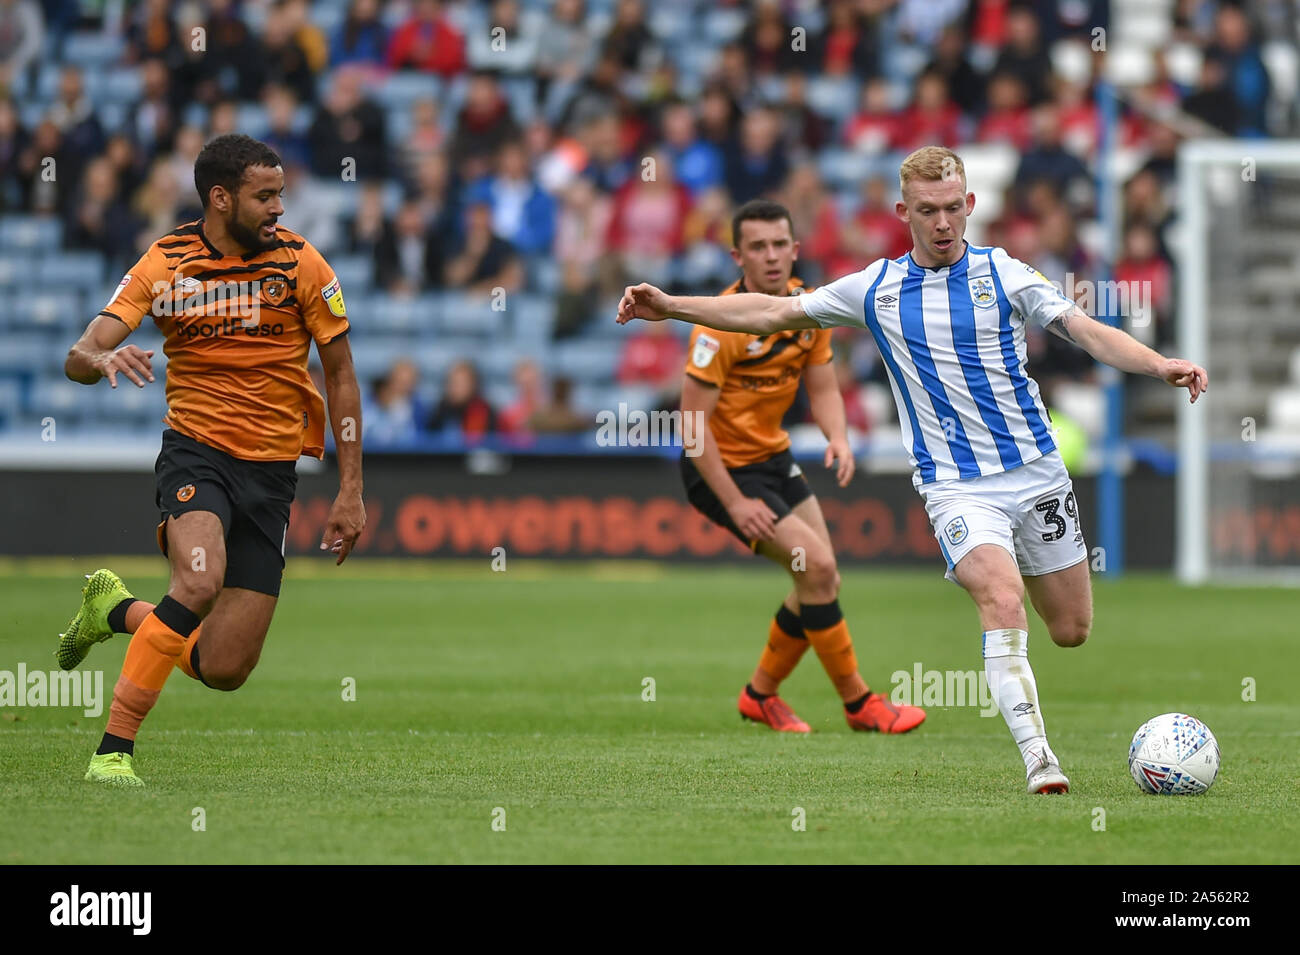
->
xmin=680 ymin=199 xmax=924 ymax=734
xmin=59 ymin=134 xmax=365 ymax=786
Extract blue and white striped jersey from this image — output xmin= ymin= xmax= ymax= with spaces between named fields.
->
xmin=799 ymin=243 xmax=1076 ymax=485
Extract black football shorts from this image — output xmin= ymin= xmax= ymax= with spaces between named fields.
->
xmin=680 ymin=448 xmax=813 ymax=550
xmin=153 ymin=428 xmax=298 ymax=596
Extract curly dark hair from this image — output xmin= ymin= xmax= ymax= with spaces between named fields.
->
xmin=193 ymin=134 xmax=283 ymax=209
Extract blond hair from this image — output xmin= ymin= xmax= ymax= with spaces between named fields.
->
xmin=899 ymin=146 xmax=966 ymax=195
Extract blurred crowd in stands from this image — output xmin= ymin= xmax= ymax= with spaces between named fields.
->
xmin=0 ymin=0 xmax=1295 ymax=448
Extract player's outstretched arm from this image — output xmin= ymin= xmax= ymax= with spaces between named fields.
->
xmin=616 ymin=283 xmax=817 ymax=336
xmin=318 ymin=333 xmax=366 ymax=564
xmin=1046 ymin=305 xmax=1208 ymax=403
xmin=65 ymin=315 xmax=154 ymax=388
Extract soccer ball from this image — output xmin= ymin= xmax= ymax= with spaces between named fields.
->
xmin=1128 ymin=713 xmax=1220 ymax=795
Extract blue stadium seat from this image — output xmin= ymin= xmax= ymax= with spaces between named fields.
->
xmin=28 ymin=375 xmax=85 ymax=419
xmin=26 ymin=291 xmax=82 ymax=331
xmin=0 ymin=335 xmax=58 ymax=374
xmin=0 ymin=377 xmax=23 ymax=423
xmin=0 ymin=216 xmax=62 ymax=251
xmin=507 ymin=294 xmax=555 ymax=345
xmin=37 ymin=252 xmax=104 ymax=289
xmin=440 ymin=292 xmax=506 ymax=337
xmin=806 ymin=76 xmax=858 ymax=121
xmin=236 ymin=104 xmax=271 ymax=139
xmin=99 ymin=69 xmax=144 ymax=104
xmin=350 ymin=337 xmax=407 ymax=382
xmin=373 ymin=73 xmax=443 ymax=111
xmin=414 ymin=340 xmax=487 ymax=380
xmin=62 ymin=32 xmax=126 ymax=69
xmin=370 ymin=295 xmax=438 ymax=333
xmin=553 ymin=340 xmax=619 ymax=383
xmin=330 ymin=255 xmax=374 ymax=295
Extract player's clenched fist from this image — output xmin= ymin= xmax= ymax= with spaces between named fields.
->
xmin=96 ymin=345 xmax=155 ymax=389
xmin=616 ymin=283 xmax=673 ymax=324
xmin=1160 ymin=358 xmax=1208 ymax=403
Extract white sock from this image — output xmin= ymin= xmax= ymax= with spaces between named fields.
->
xmin=982 ymin=628 xmax=1054 ymax=772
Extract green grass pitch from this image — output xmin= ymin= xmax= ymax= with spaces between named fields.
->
xmin=1 ymin=559 xmax=1296 ymax=864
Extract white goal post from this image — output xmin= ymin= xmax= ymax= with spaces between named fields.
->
xmin=1176 ymin=140 xmax=1300 ymax=585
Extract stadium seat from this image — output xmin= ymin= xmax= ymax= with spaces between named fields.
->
xmin=37 ymin=253 xmax=104 ymax=290
xmin=0 ymin=216 xmax=62 ymax=252
xmin=414 ymin=339 xmax=487 ymax=380
xmin=553 ymin=341 xmax=619 ymax=383
xmin=0 ymin=377 xmax=23 ymax=424
xmin=62 ymin=32 xmax=126 ymax=69
xmin=1163 ymin=42 xmax=1204 ymax=87
xmin=0 ymin=334 xmax=59 ymax=376
xmin=1263 ymin=42 xmax=1299 ymax=109
xmin=99 ymin=68 xmax=144 ymax=104
xmin=26 ymin=291 xmax=82 ymax=331
xmin=236 ymin=104 xmax=271 ymax=139
xmin=507 ymin=294 xmax=556 ymax=345
xmin=373 ymin=73 xmax=443 ymax=111
xmin=1103 ymin=44 xmax=1157 ymax=87
xmin=439 ymin=292 xmax=506 ymax=337
xmin=1267 ymin=388 xmax=1300 ymax=431
xmin=329 ymin=255 xmax=374 ymax=295
xmin=806 ymin=76 xmax=858 ymax=121
xmin=369 ymin=296 xmax=436 ymax=333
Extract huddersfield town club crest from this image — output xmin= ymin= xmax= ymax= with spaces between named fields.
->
xmin=968 ymin=276 xmax=995 ymax=307
xmin=944 ymin=516 xmax=969 ymax=545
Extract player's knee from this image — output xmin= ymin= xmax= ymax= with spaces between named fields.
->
xmin=170 ymin=575 xmax=221 ymax=615
xmin=1050 ymin=613 xmax=1091 ymax=647
xmin=201 ymin=659 xmax=255 ymax=691
xmin=982 ymin=587 xmax=1025 ymax=626
xmin=802 ymin=551 xmax=839 ymax=599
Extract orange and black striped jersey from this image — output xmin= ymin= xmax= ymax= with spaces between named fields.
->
xmin=99 ymin=220 xmax=349 ymax=461
xmin=685 ymin=277 xmax=833 ymax=468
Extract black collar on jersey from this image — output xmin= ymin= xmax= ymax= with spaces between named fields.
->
xmin=197 ymin=217 xmax=276 ymax=262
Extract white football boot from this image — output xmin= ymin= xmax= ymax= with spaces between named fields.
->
xmin=1025 ymin=743 xmax=1070 ymax=794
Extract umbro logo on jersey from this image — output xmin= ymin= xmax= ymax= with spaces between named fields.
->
xmin=746 ymin=340 xmax=764 ymax=353
xmin=877 ymin=294 xmax=897 ymax=308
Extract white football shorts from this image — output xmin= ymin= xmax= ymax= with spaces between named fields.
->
xmin=916 ymin=451 xmax=1088 ymax=583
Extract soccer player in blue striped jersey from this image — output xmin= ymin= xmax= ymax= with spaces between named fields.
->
xmin=617 ymin=146 xmax=1208 ymax=795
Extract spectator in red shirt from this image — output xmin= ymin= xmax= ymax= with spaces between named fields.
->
xmin=606 ymin=149 xmax=691 ymax=287
xmin=1114 ymin=221 xmax=1173 ymax=344
xmin=618 ymin=321 xmax=684 ymax=389
xmin=844 ymin=77 xmax=898 ymax=156
xmin=893 ymin=70 xmax=965 ymax=152
xmin=427 ymin=360 xmax=498 ymax=441
xmin=978 ymin=72 xmax=1032 ymax=150
xmin=387 ymin=0 xmax=466 ymax=77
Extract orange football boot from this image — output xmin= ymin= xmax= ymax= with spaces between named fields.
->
xmin=845 ymin=693 xmax=926 ymax=733
xmin=738 ymin=688 xmax=811 ymax=733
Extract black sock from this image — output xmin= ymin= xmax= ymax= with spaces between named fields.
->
xmin=745 ymin=683 xmax=771 ymax=702
xmin=154 ymin=595 xmax=201 ymax=637
xmin=96 ymin=732 xmax=134 ymax=757
xmin=844 ymin=692 xmax=872 ymax=713
xmin=189 ymin=641 xmax=210 ymax=688
xmin=106 ymin=598 xmax=139 ymax=635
